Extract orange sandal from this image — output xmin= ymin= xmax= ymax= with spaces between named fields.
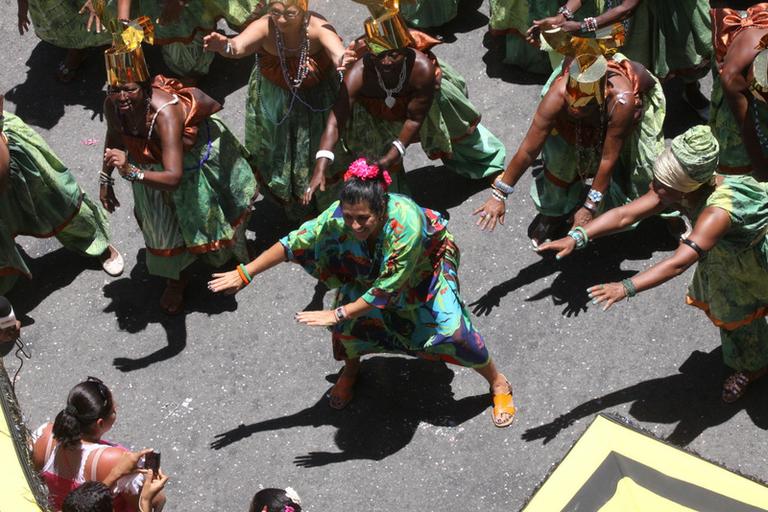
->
xmin=491 ymin=381 xmax=516 ymax=428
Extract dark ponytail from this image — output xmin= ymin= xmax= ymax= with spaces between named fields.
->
xmin=52 ymin=378 xmax=113 ymax=448
xmin=249 ymin=488 xmax=302 ymax=512
xmin=339 ymin=158 xmax=390 ymax=217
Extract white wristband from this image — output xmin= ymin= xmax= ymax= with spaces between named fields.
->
xmin=315 ymin=150 xmax=335 ymax=162
xmin=391 ymin=139 xmax=406 ymax=158
xmin=225 ymin=40 xmax=233 ymax=56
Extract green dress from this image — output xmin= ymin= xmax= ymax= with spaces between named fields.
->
xmin=26 ymin=0 xmax=260 ymax=76
xmin=488 ymin=0 xmax=562 ymax=74
xmin=244 ymin=49 xmax=346 ymax=221
xmin=0 ymin=112 xmax=111 ymax=293
xmin=615 ymin=0 xmax=712 ymax=83
xmin=531 ymin=55 xmax=666 ymax=218
xmin=686 ymin=176 xmax=768 ymax=372
xmin=400 ymin=0 xmax=458 ymax=28
xmin=280 ymin=194 xmax=490 ymax=367
xmin=343 ymin=43 xmax=506 ymax=191
xmin=121 ymin=77 xmax=258 ymax=280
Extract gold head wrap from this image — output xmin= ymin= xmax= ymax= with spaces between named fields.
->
xmin=750 ymin=34 xmax=768 ymax=103
xmin=268 ymin=0 xmax=309 ymax=11
xmin=541 ymin=24 xmax=625 ymax=109
xmin=353 ymin=0 xmax=415 ymax=54
xmin=104 ymin=17 xmax=155 ymax=86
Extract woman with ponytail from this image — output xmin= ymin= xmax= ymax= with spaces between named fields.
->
xmin=31 ymin=377 xmax=165 ymax=511
xmin=209 ymin=159 xmax=516 ymax=428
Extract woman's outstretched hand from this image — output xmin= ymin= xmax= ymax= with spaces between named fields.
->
xmin=472 ymin=196 xmax=506 ymax=231
xmin=536 ymin=236 xmax=576 ymax=259
xmin=586 ymin=282 xmax=627 ymax=311
xmin=208 ymin=270 xmax=245 ymax=295
xmin=203 ymin=32 xmax=228 ymax=54
xmin=295 ymin=310 xmax=337 ymax=327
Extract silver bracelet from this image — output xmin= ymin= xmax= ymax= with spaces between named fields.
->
xmin=225 ymin=39 xmax=233 ymax=56
xmin=557 ymin=6 xmax=575 ymax=20
xmin=315 ymin=149 xmax=335 ymax=162
xmin=391 ymin=139 xmax=406 ymax=159
xmin=493 ymin=176 xmax=514 ymax=195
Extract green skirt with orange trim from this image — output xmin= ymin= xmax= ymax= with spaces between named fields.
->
xmin=0 ymin=112 xmax=111 ymax=293
xmin=685 ymin=175 xmax=768 ymax=371
xmin=130 ymin=115 xmax=257 ymax=280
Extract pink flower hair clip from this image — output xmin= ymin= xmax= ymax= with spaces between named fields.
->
xmin=343 ymin=158 xmax=393 ymax=190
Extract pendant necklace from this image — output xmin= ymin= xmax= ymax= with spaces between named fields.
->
xmin=375 ymin=59 xmax=407 ymax=109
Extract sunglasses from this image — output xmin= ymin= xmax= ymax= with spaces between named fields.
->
xmin=86 ymin=376 xmax=113 ymax=417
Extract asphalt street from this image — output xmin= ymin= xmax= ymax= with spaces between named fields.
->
xmin=2 ymin=1 xmax=767 ymax=510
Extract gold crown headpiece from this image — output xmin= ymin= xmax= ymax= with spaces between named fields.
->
xmin=750 ymin=34 xmax=768 ymax=103
xmin=353 ymin=0 xmax=414 ymax=54
xmin=104 ymin=16 xmax=155 ymax=86
xmin=541 ymin=24 xmax=624 ymax=108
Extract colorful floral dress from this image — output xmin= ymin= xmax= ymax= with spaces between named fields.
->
xmin=400 ymin=0 xmax=458 ymax=28
xmin=245 ymin=47 xmax=346 ymax=220
xmin=532 ymin=55 xmax=666 ymax=218
xmin=0 ymin=112 xmax=111 ymax=293
xmin=118 ymin=76 xmax=258 ymax=280
xmin=343 ymin=32 xmax=506 ymax=192
xmin=280 ymin=193 xmax=490 ymax=368
xmin=709 ymin=4 xmax=768 ymax=174
xmin=686 ymin=175 xmax=768 ymax=372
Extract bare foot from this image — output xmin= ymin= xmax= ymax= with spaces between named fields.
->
xmin=160 ymin=278 xmax=187 ymax=315
xmin=327 ymin=367 xmax=357 ymax=410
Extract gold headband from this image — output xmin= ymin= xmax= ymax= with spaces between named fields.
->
xmin=566 ymin=54 xmax=608 ymax=108
xmin=104 ymin=17 xmax=154 ymax=86
xmin=268 ymin=0 xmax=309 ymax=11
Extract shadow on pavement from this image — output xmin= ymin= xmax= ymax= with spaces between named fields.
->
xmin=413 ymin=0 xmax=488 ymax=43
xmin=6 ymin=245 xmax=99 ymax=329
xmin=209 ymin=357 xmax=488 ymax=466
xmin=4 ymin=42 xmax=108 ymax=130
xmin=102 ymin=250 xmax=238 ymax=372
xmin=522 ymin=348 xmax=768 ymax=447
xmin=481 ymin=32 xmax=550 ymax=86
xmin=407 ymin=164 xmax=491 ymax=216
xmin=469 ymin=216 xmax=679 ymax=318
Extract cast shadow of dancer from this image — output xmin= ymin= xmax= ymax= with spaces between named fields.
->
xmin=522 ymin=348 xmax=768 ymax=447
xmin=210 ymin=357 xmax=488 ymax=467
xmin=4 ymin=42 xmax=108 ymax=129
xmin=408 ymin=164 xmax=492 ymax=216
xmin=469 ymin=217 xmax=679 ymax=318
xmin=101 ymin=250 xmax=238 ymax=372
xmin=1 ymin=245 xmax=98 ymax=356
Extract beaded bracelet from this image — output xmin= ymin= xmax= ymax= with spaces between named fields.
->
xmin=581 ymin=17 xmax=598 ymax=32
xmin=621 ymin=278 xmax=637 ymax=298
xmin=99 ymin=171 xmax=115 ymax=186
xmin=236 ymin=263 xmax=252 ymax=286
xmin=490 ymin=189 xmax=506 ymax=202
xmin=568 ymin=226 xmax=589 ymax=250
xmin=557 ymin=6 xmax=575 ymax=20
xmin=121 ymin=165 xmax=144 ymax=182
